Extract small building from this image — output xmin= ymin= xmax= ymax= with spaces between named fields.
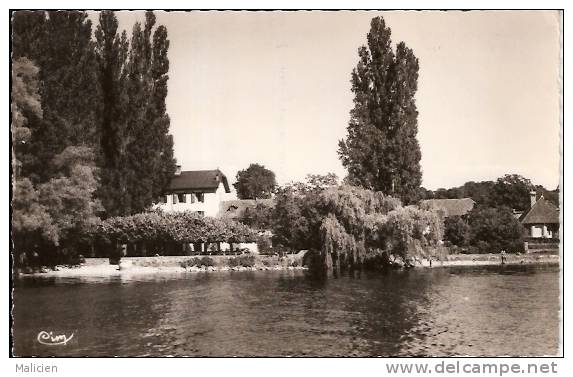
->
xmin=520 ymin=191 xmax=560 ymax=239
xmin=155 ymin=167 xmax=231 ymax=217
xmin=420 ymin=198 xmax=476 ymax=218
xmin=520 ymin=191 xmax=560 ymax=253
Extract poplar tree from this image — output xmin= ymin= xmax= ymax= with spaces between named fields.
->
xmin=338 ymin=16 xmax=422 ymax=204
xmin=121 ymin=12 xmax=176 ymax=215
xmin=94 ymin=10 xmax=130 ymax=216
xmin=95 ymin=11 xmax=175 ymax=216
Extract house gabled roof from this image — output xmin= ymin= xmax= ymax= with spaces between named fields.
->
xmin=420 ymin=198 xmax=476 ymax=217
xmin=167 ymin=169 xmax=230 ymax=193
xmin=520 ymin=197 xmax=560 ymax=225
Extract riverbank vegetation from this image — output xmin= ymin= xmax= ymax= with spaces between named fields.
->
xmin=239 ymin=177 xmax=444 ymax=272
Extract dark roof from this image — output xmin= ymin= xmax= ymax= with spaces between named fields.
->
xmin=521 ymin=197 xmax=560 ymax=225
xmin=167 ymin=169 xmax=230 ymax=193
xmin=420 ymin=198 xmax=476 ymax=217
xmin=218 ymin=199 xmax=275 ymax=219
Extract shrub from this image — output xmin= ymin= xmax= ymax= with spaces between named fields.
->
xmin=262 ymin=259 xmax=273 ymax=267
xmin=228 ymin=257 xmax=239 ymax=267
xmin=199 ymin=256 xmax=215 ymax=267
xmin=180 ymin=257 xmax=199 ymax=268
xmin=180 ymin=256 xmax=215 ymax=268
xmin=228 ymin=255 xmax=256 ymax=268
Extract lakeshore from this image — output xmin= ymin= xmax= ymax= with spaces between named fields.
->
xmin=16 ymin=252 xmax=559 ymax=279
xmin=418 ymin=252 xmax=559 ymax=268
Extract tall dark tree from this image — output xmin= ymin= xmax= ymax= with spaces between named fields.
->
xmin=234 ymin=163 xmax=277 ymax=200
xmin=122 ymin=12 xmax=176 ymax=214
xmin=12 ymin=11 xmax=102 ymax=183
xmin=338 ymin=16 xmax=422 ymax=204
xmin=149 ymin=23 xmax=176 ymax=207
xmin=94 ymin=11 xmax=129 ymax=216
xmin=94 ymin=11 xmax=176 ymax=216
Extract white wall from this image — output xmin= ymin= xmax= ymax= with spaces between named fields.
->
xmin=529 ymin=224 xmax=554 ymax=238
xmin=154 ymin=182 xmax=227 ymax=217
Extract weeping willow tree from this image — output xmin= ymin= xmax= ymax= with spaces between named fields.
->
xmin=313 ymin=185 xmax=443 ymax=272
xmin=319 ymin=214 xmax=364 ymax=272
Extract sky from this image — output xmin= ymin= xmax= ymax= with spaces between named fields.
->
xmin=106 ymin=10 xmax=561 ymax=191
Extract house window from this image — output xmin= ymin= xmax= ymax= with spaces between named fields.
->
xmin=178 ymin=193 xmax=186 ymax=203
xmin=197 ymin=211 xmax=205 ymax=217
xmin=196 ymin=192 xmax=204 ymax=203
xmin=159 ymin=195 xmax=167 ymax=204
xmin=190 ymin=193 xmax=196 ymax=203
xmin=172 ymin=194 xmax=178 ymax=204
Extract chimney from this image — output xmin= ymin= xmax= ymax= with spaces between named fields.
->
xmin=530 ymin=190 xmax=537 ymax=208
xmin=175 ymin=165 xmax=181 ymax=176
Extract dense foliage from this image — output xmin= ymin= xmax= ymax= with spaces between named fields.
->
xmin=441 ymin=207 xmax=525 ymax=254
xmin=338 ymin=16 xmax=422 ymax=204
xmin=271 ymin=175 xmax=338 ymax=250
xmin=238 ymin=202 xmax=274 ymax=230
xmin=271 ymin=176 xmax=443 ymax=271
xmin=443 ymin=215 xmax=470 ymax=246
xmin=12 ymin=11 xmax=102 ymax=183
xmin=234 ymin=163 xmax=277 ymax=200
xmin=11 ymin=11 xmax=176 ymax=264
xmin=11 ymin=55 xmax=102 ymax=265
xmin=466 ymin=206 xmax=525 ymax=253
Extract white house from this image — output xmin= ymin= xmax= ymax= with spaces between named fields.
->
xmin=155 ymin=166 xmax=231 ymax=217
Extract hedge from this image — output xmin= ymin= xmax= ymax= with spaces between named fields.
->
xmin=97 ymin=211 xmax=257 ymax=245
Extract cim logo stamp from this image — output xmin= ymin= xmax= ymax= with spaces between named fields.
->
xmin=36 ymin=330 xmax=74 ymax=346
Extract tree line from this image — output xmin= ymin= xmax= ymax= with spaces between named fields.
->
xmin=420 ymin=174 xmax=559 ymax=212
xmin=11 ymin=11 xmax=176 ymax=263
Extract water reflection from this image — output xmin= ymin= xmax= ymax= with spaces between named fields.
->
xmin=12 ymin=265 xmax=560 ymax=356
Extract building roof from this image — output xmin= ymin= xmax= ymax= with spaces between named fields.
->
xmin=420 ymin=198 xmax=476 ymax=217
xmin=520 ymin=197 xmax=560 ymax=225
xmin=218 ymin=199 xmax=275 ymax=219
xmin=167 ymin=169 xmax=230 ymax=193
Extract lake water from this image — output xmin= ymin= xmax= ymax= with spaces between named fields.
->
xmin=12 ymin=265 xmax=560 ymax=357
